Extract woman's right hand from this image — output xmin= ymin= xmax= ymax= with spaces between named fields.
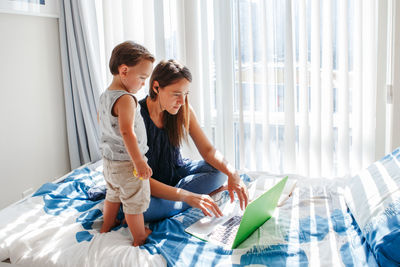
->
xmin=181 ymin=191 xmax=223 ymax=218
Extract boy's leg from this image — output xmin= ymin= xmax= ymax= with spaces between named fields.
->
xmin=119 ymin=170 xmax=151 ymax=245
xmin=102 ymin=158 xmax=124 ymax=233
xmin=100 ymin=200 xmax=121 ymax=233
xmin=125 ymin=213 xmax=152 ymax=246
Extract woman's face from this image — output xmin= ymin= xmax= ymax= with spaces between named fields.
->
xmin=158 ymin=78 xmax=190 ymax=115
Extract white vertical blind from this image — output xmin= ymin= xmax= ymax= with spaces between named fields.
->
xmin=175 ymin=0 xmax=186 ymax=62
xmin=94 ymin=0 xmax=389 ymax=177
xmin=142 ymin=0 xmax=156 ymax=56
xmin=260 ymin=0 xmax=270 ymax=172
xmin=235 ymin=0 xmax=245 ymax=169
xmin=321 ymin=0 xmax=333 ymax=177
xmin=101 ymin=0 xmax=116 ymax=83
xmin=183 ymin=0 xmax=203 ymax=119
xmin=245 ymin=1 xmax=256 ymax=170
xmin=351 ymin=0 xmax=363 ymax=174
xmin=108 ymin=0 xmax=123 ymax=44
xmin=95 ymin=0 xmax=107 ymax=88
xmin=122 ymin=0 xmax=139 ymax=42
xmin=283 ymin=0 xmax=296 ymax=173
xmin=337 ymin=0 xmax=350 ymax=176
xmin=153 ymin=0 xmax=166 ymax=60
xmin=298 ymin=0 xmax=309 ymax=176
xmin=199 ymin=0 xmax=212 ymax=140
xmin=310 ymin=0 xmax=321 ymax=177
xmin=361 ymin=0 xmax=377 ymax=168
xmin=213 ymin=0 xmax=235 ymax=163
xmin=270 ymin=0 xmax=281 ymax=174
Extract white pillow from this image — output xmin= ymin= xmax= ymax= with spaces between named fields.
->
xmin=344 ymin=159 xmax=400 ymax=230
xmin=344 ymin=148 xmax=400 ymax=266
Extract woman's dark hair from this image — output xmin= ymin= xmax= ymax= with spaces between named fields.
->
xmin=109 ymin=41 xmax=155 ymax=75
xmin=149 ymin=60 xmax=192 ymax=147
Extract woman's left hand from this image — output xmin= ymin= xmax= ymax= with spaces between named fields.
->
xmin=227 ymin=171 xmax=249 ymax=210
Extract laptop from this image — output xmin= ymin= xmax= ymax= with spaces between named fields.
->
xmin=185 ymin=176 xmax=294 ymax=249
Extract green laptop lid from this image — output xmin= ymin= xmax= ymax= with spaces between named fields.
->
xmin=231 ymin=176 xmax=288 ymax=249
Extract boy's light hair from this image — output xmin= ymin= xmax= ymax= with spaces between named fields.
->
xmin=109 ymin=41 xmax=155 ymax=75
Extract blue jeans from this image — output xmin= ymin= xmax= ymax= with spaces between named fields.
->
xmin=143 ymin=160 xmax=227 ymax=222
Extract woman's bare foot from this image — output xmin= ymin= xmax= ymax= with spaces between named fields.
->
xmin=209 ymin=185 xmax=228 ymax=196
xmin=145 ymin=227 xmax=152 ymax=236
xmin=100 ymin=219 xmax=123 ymax=233
xmin=132 ymin=227 xmax=152 ymax=246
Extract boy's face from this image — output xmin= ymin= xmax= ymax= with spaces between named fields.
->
xmin=121 ymin=60 xmax=153 ymax=93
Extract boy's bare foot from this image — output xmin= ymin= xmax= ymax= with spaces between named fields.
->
xmin=132 ymin=227 xmax=152 ymax=247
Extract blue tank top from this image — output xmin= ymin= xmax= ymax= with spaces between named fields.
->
xmin=139 ymin=97 xmax=185 ymax=186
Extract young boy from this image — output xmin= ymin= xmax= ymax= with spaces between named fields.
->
xmin=98 ymin=41 xmax=154 ymax=246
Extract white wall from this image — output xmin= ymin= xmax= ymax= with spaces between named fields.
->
xmin=0 ymin=13 xmax=70 ymax=209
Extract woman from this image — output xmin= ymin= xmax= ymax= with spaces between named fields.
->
xmin=140 ymin=59 xmax=248 ymax=222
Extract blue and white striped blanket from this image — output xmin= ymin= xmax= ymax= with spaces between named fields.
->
xmin=0 ymin=165 xmax=377 ymax=266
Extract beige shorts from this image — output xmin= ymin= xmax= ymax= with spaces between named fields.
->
xmin=103 ymin=158 xmax=150 ymax=214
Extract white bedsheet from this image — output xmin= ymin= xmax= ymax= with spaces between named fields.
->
xmin=0 ymin=167 xmax=376 ymax=266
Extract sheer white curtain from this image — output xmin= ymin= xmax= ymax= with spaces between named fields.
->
xmin=94 ymin=0 xmax=208 ymax=108
xmin=232 ymin=0 xmax=389 ymax=177
xmin=93 ymin=0 xmax=391 ymax=177
xmin=94 ymin=0 xmax=226 ymax=160
xmin=95 ymin=0 xmax=157 ymax=93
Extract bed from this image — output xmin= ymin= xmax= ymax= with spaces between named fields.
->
xmin=1 ymin=148 xmax=400 ymax=266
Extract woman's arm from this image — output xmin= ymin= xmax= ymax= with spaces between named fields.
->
xmin=188 ymin=106 xmax=249 ymax=210
xmin=149 ymin=178 xmax=223 ymax=217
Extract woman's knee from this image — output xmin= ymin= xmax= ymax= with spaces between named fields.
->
xmin=187 ymin=160 xmax=220 ymax=174
xmin=210 ymin=171 xmax=227 ymax=190
xmin=179 ymin=170 xmax=226 ymax=194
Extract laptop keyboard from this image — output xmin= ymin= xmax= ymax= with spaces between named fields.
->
xmin=207 ymin=215 xmax=242 ymax=246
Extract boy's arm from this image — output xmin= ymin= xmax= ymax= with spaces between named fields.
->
xmin=114 ymin=95 xmax=152 ymax=179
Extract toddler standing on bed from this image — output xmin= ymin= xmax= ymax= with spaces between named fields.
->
xmin=98 ymin=41 xmax=154 ymax=246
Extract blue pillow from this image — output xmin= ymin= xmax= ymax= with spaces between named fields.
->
xmin=345 ymin=148 xmax=400 ymax=266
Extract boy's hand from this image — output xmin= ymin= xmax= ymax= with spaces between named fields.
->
xmin=134 ymin=160 xmax=152 ymax=180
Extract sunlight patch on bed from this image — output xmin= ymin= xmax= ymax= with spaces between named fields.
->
xmin=308 ymin=186 xmax=321 ymax=266
xmin=286 ymin=182 xmax=300 ymax=264
xmin=323 ymin=187 xmax=341 ymax=265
